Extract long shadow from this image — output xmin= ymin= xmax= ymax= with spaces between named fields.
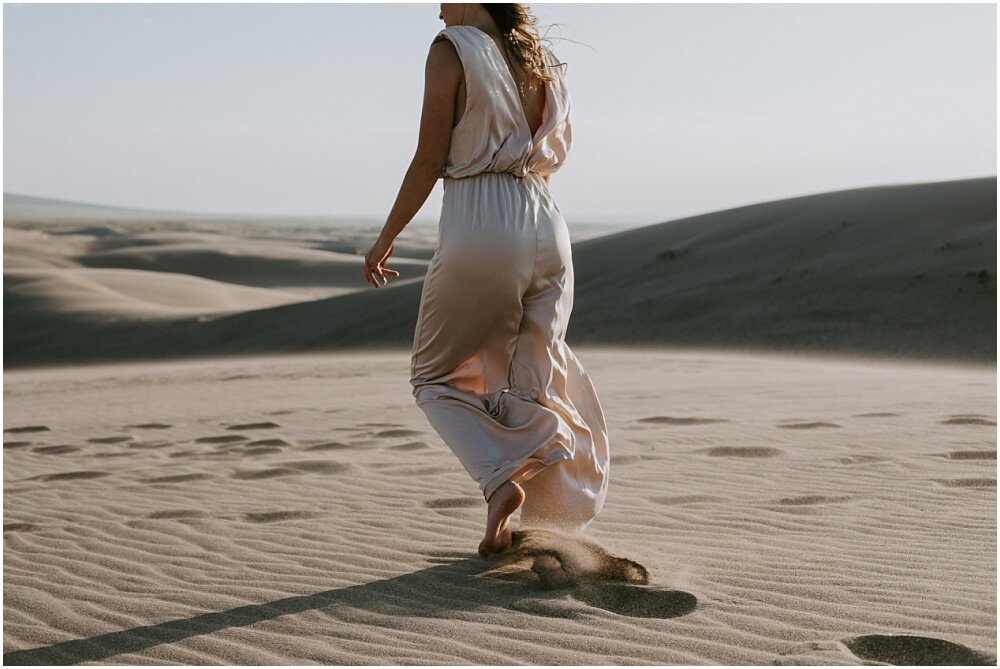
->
xmin=4 ymin=545 xmax=697 ymax=665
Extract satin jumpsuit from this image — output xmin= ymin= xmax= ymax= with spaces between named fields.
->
xmin=409 ymin=25 xmax=610 ymax=534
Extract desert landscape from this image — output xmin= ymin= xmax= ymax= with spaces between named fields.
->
xmin=4 ymin=176 xmax=997 ymax=665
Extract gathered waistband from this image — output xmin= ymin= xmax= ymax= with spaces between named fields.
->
xmin=442 ymin=171 xmax=548 ymax=194
xmin=443 ymin=170 xmax=545 ymax=182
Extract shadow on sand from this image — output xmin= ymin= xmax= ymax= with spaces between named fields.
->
xmin=4 ymin=529 xmax=697 ymax=665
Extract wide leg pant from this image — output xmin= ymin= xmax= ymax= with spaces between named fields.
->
xmin=410 ymin=171 xmax=610 ymax=534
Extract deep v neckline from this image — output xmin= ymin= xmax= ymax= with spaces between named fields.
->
xmin=465 ymin=25 xmax=547 ymax=141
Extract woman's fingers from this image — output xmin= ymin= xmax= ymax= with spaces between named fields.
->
xmin=362 ymin=237 xmax=401 ymax=287
xmin=378 ymin=266 xmax=398 ymax=283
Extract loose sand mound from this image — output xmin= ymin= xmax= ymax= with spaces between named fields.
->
xmin=3 ymin=350 xmax=995 ymax=664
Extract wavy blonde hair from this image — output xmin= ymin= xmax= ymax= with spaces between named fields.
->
xmin=482 ymin=3 xmax=564 ymax=83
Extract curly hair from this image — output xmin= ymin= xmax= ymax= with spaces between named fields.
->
xmin=482 ymin=3 xmax=564 ymax=83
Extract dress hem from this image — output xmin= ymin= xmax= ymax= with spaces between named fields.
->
xmin=482 ymin=446 xmax=574 ymax=503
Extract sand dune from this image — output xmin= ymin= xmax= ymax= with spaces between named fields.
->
xmin=5 ymin=267 xmax=310 ymax=317
xmin=3 ymin=350 xmax=995 ymax=664
xmin=569 ymin=176 xmax=996 ymax=360
xmin=73 ymin=235 xmax=430 ymax=293
xmin=4 ymin=176 xmax=994 ymax=368
xmin=3 ymin=227 xmax=94 ymax=270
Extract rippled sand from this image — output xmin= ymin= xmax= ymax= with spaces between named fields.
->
xmin=4 ymin=349 xmax=995 ymax=664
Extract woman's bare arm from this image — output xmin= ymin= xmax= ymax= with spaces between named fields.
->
xmin=376 ymin=38 xmax=462 ymax=244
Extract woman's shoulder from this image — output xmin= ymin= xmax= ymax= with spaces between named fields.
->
xmin=432 ymin=24 xmax=479 ymax=45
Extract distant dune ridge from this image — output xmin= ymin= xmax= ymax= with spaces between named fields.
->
xmin=3 ymin=176 xmax=995 ymax=368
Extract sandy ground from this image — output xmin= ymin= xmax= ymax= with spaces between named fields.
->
xmin=3 ymin=349 xmax=996 ymax=665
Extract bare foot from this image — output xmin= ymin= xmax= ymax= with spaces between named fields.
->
xmin=478 ymin=480 xmax=526 ymax=557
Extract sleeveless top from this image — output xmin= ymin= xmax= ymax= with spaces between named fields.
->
xmin=432 ymin=25 xmax=573 ymax=179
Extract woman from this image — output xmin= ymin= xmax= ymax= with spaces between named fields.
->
xmin=363 ymin=3 xmax=609 ymax=558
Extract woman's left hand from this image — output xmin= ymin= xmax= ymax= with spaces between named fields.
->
xmin=363 ymin=234 xmax=400 ymax=288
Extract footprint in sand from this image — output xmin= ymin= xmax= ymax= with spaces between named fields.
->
xmin=4 ymin=425 xmax=51 ymax=434
xmin=943 ymin=450 xmax=996 ymax=460
xmin=87 ymin=436 xmax=134 ymax=444
xmin=33 ymin=471 xmax=108 ymax=482
xmin=835 ymin=454 xmax=888 ymax=465
xmin=246 ymin=438 xmax=291 ymax=447
xmin=306 ymin=442 xmax=354 ymax=451
xmin=144 ymin=510 xmax=208 ymax=519
xmin=424 ymin=497 xmax=480 ymax=509
xmin=843 ymin=633 xmax=995 ymax=665
xmin=142 ymin=473 xmax=214 ymax=484
xmin=168 ymin=451 xmax=201 ymax=459
xmin=232 ymin=467 xmax=299 ymax=480
xmin=390 ymin=441 xmax=430 ymax=451
xmin=375 ymin=428 xmax=424 ymax=438
xmin=242 ymin=446 xmax=284 ymax=457
xmin=280 ymin=460 xmax=350 ymax=474
xmin=233 ymin=461 xmax=349 ymax=479
xmin=638 ymin=416 xmax=728 ymax=426
xmin=4 ymin=523 xmax=37 ymax=532
xmin=194 ymin=434 xmax=248 ymax=444
xmin=933 ymin=478 xmax=996 ymax=488
xmin=940 ymin=414 xmax=996 ymax=426
xmin=3 ymin=441 xmax=32 ymax=450
xmin=129 ymin=440 xmax=172 ymax=450
xmin=775 ymin=495 xmax=851 ymax=505
xmin=702 ymin=446 xmax=784 ymax=458
xmin=610 ymin=455 xmax=640 ymax=466
xmin=227 ymin=422 xmax=280 ymax=431
xmin=126 ymin=423 xmax=172 ymax=429
xmin=852 ymin=412 xmax=900 ymax=418
xmin=31 ymin=445 xmax=80 ymax=455
xmin=359 ymin=422 xmax=405 ymax=428
xmin=243 ymin=511 xmax=320 ymax=523
xmin=775 ymin=421 xmax=841 ymax=429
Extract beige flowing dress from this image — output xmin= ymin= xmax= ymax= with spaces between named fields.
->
xmin=409 ymin=25 xmax=609 ymax=534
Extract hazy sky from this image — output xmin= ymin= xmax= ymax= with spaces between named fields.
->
xmin=3 ymin=2 xmax=996 ymax=226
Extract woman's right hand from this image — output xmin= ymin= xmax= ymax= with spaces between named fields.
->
xmin=363 ymin=234 xmax=400 ymax=288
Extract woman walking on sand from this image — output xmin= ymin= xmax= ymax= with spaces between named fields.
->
xmin=363 ymin=3 xmax=609 ymax=558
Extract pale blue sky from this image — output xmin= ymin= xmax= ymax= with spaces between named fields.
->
xmin=3 ymin=2 xmax=996 ymax=226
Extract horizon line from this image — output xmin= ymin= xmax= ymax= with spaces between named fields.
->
xmin=5 ymin=173 xmax=995 ymax=227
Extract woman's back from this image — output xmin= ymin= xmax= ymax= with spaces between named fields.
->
xmin=431 ymin=25 xmax=573 ymax=180
xmin=457 ymin=28 xmax=546 ymax=137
